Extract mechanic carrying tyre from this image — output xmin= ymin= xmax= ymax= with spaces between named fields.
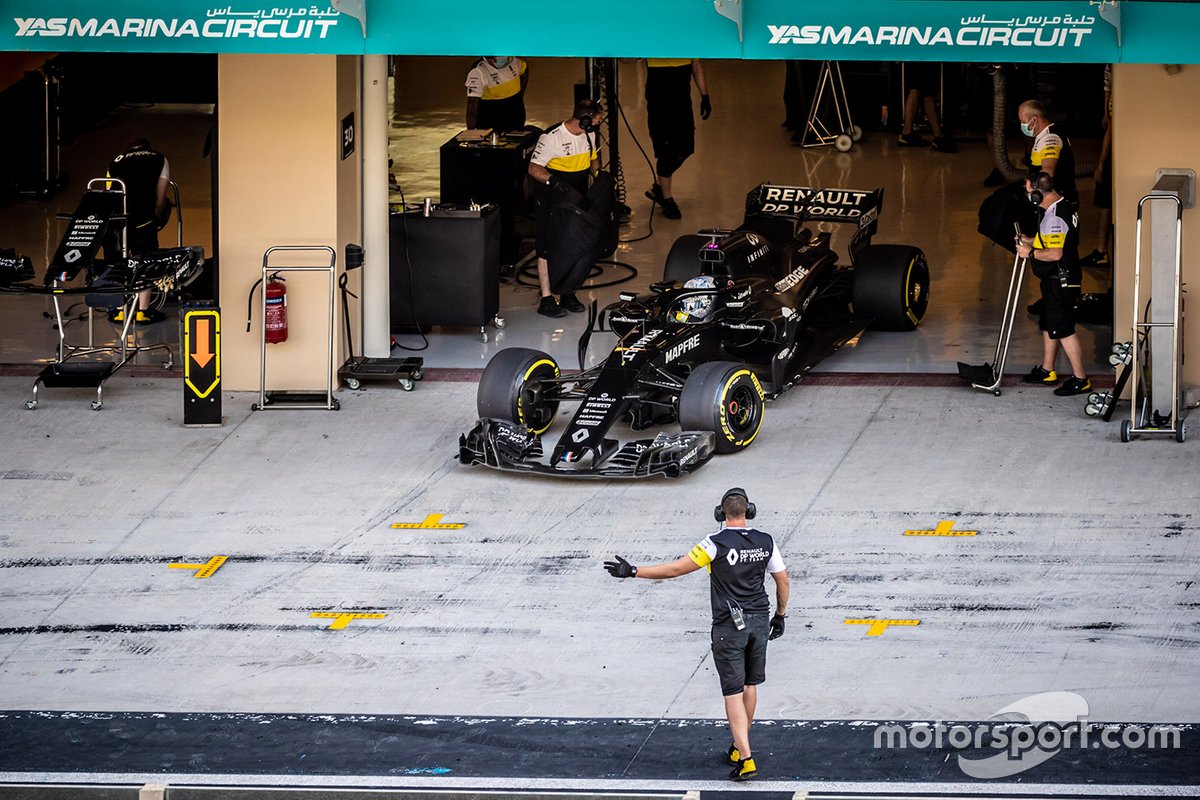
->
xmin=604 ymin=487 xmax=789 ymax=782
xmin=528 ymin=98 xmax=604 ymax=318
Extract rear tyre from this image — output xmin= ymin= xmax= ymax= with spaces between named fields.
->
xmin=678 ymin=362 xmax=765 ymax=454
xmin=664 ymin=234 xmax=712 ymax=285
xmin=853 ymin=244 xmax=930 ymax=331
xmin=477 ymin=348 xmax=560 ymax=435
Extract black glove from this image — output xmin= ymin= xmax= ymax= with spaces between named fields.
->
xmin=604 ymin=555 xmax=637 ymax=579
xmin=768 ymin=613 xmax=786 ymax=640
xmin=699 ymin=94 xmax=712 ymax=121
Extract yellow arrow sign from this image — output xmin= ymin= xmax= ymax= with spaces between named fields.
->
xmin=311 ymin=612 xmax=387 ymax=630
xmin=845 ymin=618 xmax=921 ymax=637
xmin=168 ymin=555 xmax=228 ymax=579
xmin=904 ymin=519 xmax=977 ymax=537
xmin=391 ymin=513 xmax=464 ymax=529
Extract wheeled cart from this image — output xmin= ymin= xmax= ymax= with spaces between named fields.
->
xmin=957 ymin=249 xmax=1028 ymax=396
xmin=250 ymin=245 xmax=340 ymax=411
xmin=1121 ymin=189 xmax=1189 ymax=443
xmin=337 ymin=243 xmax=423 ymax=391
xmin=27 ymin=177 xmax=178 ymax=410
xmin=797 ymin=61 xmax=863 ymax=152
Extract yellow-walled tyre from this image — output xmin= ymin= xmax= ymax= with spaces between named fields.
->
xmin=853 ymin=245 xmax=930 ymax=331
xmin=678 ymin=362 xmax=766 ymax=454
xmin=477 ymin=348 xmax=560 ymax=435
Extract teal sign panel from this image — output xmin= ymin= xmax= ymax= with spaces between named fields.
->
xmin=743 ymin=1 xmax=1119 ymax=62
xmin=0 ymin=0 xmax=1196 ymax=63
xmin=365 ymin=0 xmax=742 ymax=58
xmin=0 ymin=1 xmax=365 ymax=54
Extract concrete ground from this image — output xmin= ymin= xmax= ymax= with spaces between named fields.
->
xmin=0 ymin=373 xmax=1197 ymax=793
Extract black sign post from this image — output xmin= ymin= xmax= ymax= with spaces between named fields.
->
xmin=341 ymin=112 xmax=355 ymax=160
xmin=183 ymin=305 xmax=221 ymax=427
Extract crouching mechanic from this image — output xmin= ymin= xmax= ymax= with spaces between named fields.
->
xmin=604 ymin=488 xmax=789 ymax=781
xmin=1017 ymin=171 xmax=1090 ymax=397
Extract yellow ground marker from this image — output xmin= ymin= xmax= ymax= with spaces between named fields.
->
xmin=311 ymin=612 xmax=387 ymax=630
xmin=845 ymin=618 xmax=921 ymax=636
xmin=168 ymin=555 xmax=228 ymax=579
xmin=390 ymin=514 xmax=464 ymax=529
xmin=904 ymin=519 xmax=977 ymax=537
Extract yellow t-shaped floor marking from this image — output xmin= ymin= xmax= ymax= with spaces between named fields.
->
xmin=168 ymin=555 xmax=228 ymax=578
xmin=904 ymin=519 xmax=977 ymax=537
xmin=845 ymin=618 xmax=921 ymax=636
xmin=390 ymin=513 xmax=464 ymax=529
xmin=310 ymin=612 xmax=387 ymax=630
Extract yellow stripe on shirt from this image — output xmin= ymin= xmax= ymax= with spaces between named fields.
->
xmin=648 ymin=58 xmax=693 ymax=68
xmin=1033 ymin=232 xmax=1066 ymax=249
xmin=546 ymin=151 xmax=593 ymax=173
xmin=689 ymin=544 xmax=712 ymax=567
xmin=481 ymin=72 xmax=522 ymax=100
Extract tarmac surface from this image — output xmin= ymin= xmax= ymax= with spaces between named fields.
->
xmin=0 ymin=372 xmax=1197 ymax=794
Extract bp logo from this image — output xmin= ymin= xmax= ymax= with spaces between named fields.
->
xmin=726 ymin=549 xmax=740 ymax=566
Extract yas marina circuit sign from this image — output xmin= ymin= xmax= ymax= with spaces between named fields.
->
xmin=746 ymin=1 xmax=1117 ymax=62
xmin=5 ymin=2 xmax=364 ymax=52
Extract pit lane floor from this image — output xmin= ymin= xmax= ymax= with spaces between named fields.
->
xmin=0 ymin=375 xmax=1196 ymax=793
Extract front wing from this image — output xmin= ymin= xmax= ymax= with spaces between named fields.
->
xmin=458 ymin=418 xmax=716 ymax=479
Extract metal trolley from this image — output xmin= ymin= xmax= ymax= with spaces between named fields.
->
xmin=797 ymin=61 xmax=863 ymax=152
xmin=1122 ymin=192 xmax=1187 ymax=442
xmin=251 ymin=245 xmax=340 ymax=411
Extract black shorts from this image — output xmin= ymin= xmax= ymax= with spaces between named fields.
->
xmin=711 ymin=613 xmax=770 ymax=696
xmin=904 ymin=62 xmax=940 ymax=97
xmin=1039 ymin=273 xmax=1081 ymax=339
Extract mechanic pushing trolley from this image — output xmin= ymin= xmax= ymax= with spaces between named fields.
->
xmin=605 ymin=487 xmax=789 ymax=781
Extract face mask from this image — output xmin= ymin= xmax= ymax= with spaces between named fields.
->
xmin=1020 ymin=119 xmax=1035 ymax=138
xmin=492 ymin=57 xmax=510 ymax=68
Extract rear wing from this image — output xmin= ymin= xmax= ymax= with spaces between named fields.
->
xmin=745 ymin=183 xmax=883 ymax=236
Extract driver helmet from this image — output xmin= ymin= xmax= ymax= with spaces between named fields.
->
xmin=674 ymin=275 xmax=717 ymax=323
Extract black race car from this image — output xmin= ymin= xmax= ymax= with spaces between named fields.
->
xmin=459 ymin=183 xmax=929 ymax=478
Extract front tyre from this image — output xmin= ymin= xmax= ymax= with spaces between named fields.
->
xmin=678 ymin=362 xmax=765 ymax=454
xmin=853 ymin=245 xmax=930 ymax=331
xmin=477 ymin=348 xmax=560 ymax=434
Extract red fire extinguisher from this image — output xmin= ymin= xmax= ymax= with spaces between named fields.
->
xmin=246 ymin=274 xmax=288 ymax=343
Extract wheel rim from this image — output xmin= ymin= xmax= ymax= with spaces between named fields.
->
xmin=517 ymin=360 xmax=559 ymax=434
xmin=717 ymin=371 xmax=764 ymax=449
xmin=904 ymin=254 xmax=930 ymax=326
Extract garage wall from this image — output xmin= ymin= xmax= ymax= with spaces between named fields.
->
xmin=1111 ymin=63 xmax=1200 ymax=387
xmin=217 ymin=54 xmax=360 ymax=392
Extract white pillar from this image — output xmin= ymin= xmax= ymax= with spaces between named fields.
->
xmin=362 ymin=54 xmax=391 ymax=357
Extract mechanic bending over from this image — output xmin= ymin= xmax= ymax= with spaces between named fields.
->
xmin=528 ymin=98 xmax=602 ymax=318
xmin=605 ymin=488 xmax=789 ymax=782
xmin=1018 ymin=172 xmax=1091 ymax=397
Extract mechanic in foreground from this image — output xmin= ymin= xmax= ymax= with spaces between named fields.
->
xmin=604 ymin=488 xmax=788 ymax=781
xmin=1017 ymin=171 xmax=1090 ymax=396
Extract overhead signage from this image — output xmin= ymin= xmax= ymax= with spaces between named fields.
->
xmin=744 ymin=1 xmax=1120 ymax=62
xmin=2 ymin=0 xmax=1198 ymax=63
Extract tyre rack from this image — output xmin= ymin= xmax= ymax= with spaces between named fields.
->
xmin=252 ymin=245 xmax=340 ymax=412
xmin=1122 ymin=191 xmax=1187 ymax=442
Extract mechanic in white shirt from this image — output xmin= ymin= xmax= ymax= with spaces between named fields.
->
xmin=527 ymin=99 xmax=601 ymax=318
xmin=465 ymin=56 xmax=528 ymax=131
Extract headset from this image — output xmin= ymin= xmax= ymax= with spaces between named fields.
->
xmin=1026 ymin=171 xmax=1056 ymax=205
xmin=575 ymin=98 xmax=600 ymax=132
xmin=714 ymin=487 xmax=756 ymax=522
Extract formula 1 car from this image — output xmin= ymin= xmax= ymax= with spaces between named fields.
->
xmin=459 ymin=183 xmax=929 ymax=478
